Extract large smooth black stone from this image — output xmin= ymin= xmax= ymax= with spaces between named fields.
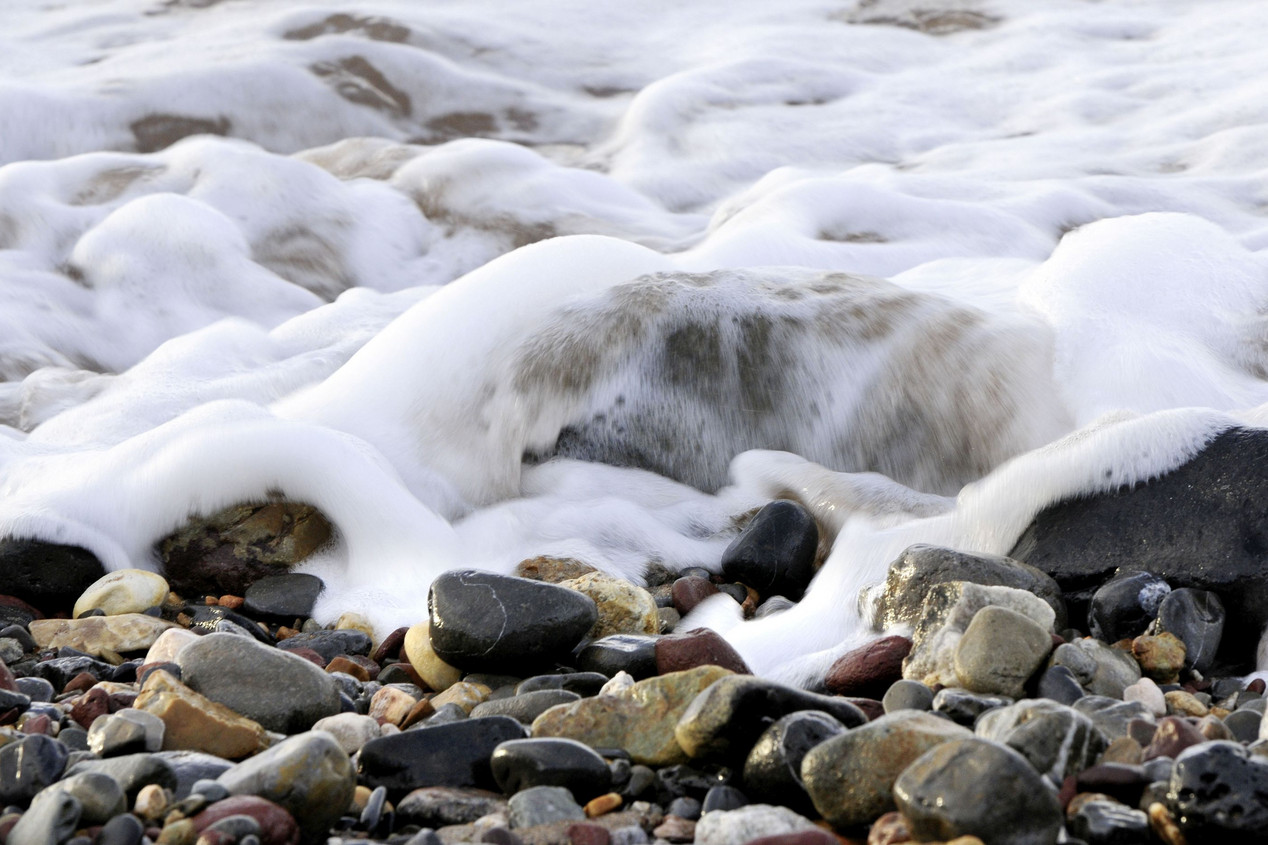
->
xmin=720 ymin=500 xmax=818 ymax=601
xmin=742 ymin=710 xmax=846 ymax=815
xmin=1087 ymin=571 xmax=1170 ymax=644
xmin=490 ymin=738 xmax=612 ymax=800
xmin=1169 ymin=741 xmax=1268 ymax=843
xmin=0 ymin=734 xmax=69 ymax=804
xmin=0 ymin=539 xmax=105 ymax=609
xmin=574 ymin=635 xmax=658 ymax=679
xmin=243 ymin=573 xmax=325 ymax=620
xmin=1008 ymin=427 xmax=1268 ymax=669
xmin=1156 ymin=588 xmax=1225 ymax=674
xmin=429 ymin=571 xmax=598 ymax=673
xmin=359 ymin=716 xmax=528 ymax=800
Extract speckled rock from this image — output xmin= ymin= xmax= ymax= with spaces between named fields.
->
xmin=74 ymin=569 xmax=170 ymax=618
xmin=217 ymin=731 xmax=354 ymax=844
xmin=1130 ymin=632 xmax=1186 ymax=684
xmin=514 ymin=556 xmax=599 ymax=583
xmin=29 ymin=614 xmax=178 ymax=657
xmin=560 ymin=572 xmax=659 ymax=639
xmin=974 ymin=699 xmax=1104 ymax=783
xmin=395 ymin=786 xmax=509 ymax=827
xmin=135 ymin=669 xmax=268 ymax=759
xmin=953 ymin=606 xmax=1054 ymax=698
xmin=694 ymin=804 xmax=818 ymax=845
xmin=1169 ymin=740 xmax=1268 ymax=843
xmin=532 ymin=666 xmax=732 ymax=766
xmin=800 ymin=710 xmax=972 ymax=829
xmin=894 ymin=738 xmax=1063 ymax=845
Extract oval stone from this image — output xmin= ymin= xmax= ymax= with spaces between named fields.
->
xmin=491 ymin=738 xmax=612 ymax=800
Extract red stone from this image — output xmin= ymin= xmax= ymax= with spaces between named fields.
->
xmin=21 ymin=713 xmax=52 ymax=735
xmin=671 ymin=576 xmax=718 ymax=615
xmin=1249 ymin=678 xmax=1266 ymax=695
xmin=844 ymin=697 xmax=884 ymax=721
xmin=0 ymin=658 xmax=16 ymax=692
xmin=285 ymin=647 xmax=327 ymax=669
xmin=822 ymin=636 xmax=911 ymax=699
xmin=192 ymin=794 xmax=299 ymax=845
xmin=62 ymin=671 xmax=98 ymax=694
xmin=568 ymin=822 xmax=611 ymax=845
xmin=107 ymin=692 xmax=137 ymax=712
xmin=372 ymin=626 xmax=409 ymax=663
xmin=70 ymin=687 xmax=111 ymax=729
xmin=655 ymin=627 xmax=750 ymax=675
xmin=1074 ymin=763 xmax=1151 ymax=806
xmin=1142 ymin=715 xmax=1205 ymax=761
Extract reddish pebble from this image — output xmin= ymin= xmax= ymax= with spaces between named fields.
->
xmin=749 ymin=831 xmax=841 ymax=845
xmin=654 ymin=627 xmax=751 ymax=675
xmin=107 ymin=692 xmax=137 ymax=712
xmin=844 ymin=697 xmax=884 ymax=721
xmin=218 ymin=595 xmax=245 ymax=610
xmin=62 ymin=671 xmax=98 ymax=695
xmin=372 ymin=626 xmax=409 ymax=663
xmin=568 ymin=822 xmax=611 ymax=845
xmin=671 ymin=576 xmax=718 ymax=615
xmin=1249 ymin=678 xmax=1266 ymax=695
xmin=1143 ymin=716 xmax=1206 ymax=761
xmin=400 ymin=697 xmax=436 ymax=729
xmin=284 ymin=647 xmax=327 ymax=669
xmin=192 ymin=794 xmax=299 ymax=845
xmin=326 ymin=656 xmax=370 ymax=682
xmin=70 ymin=686 xmax=111 ymax=729
xmin=0 ymin=657 xmax=19 ymax=692
xmin=21 ymin=713 xmax=52 ymax=735
xmin=823 ymin=636 xmax=911 ymax=698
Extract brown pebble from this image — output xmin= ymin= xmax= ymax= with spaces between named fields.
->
xmin=866 ymin=811 xmax=911 ymax=844
xmin=752 ymin=832 xmax=846 ymax=845
xmin=1249 ymin=678 xmax=1266 ymax=695
xmin=1148 ymin=802 xmax=1188 ymax=845
xmin=1143 ymin=716 xmax=1205 ymax=762
xmin=69 ymin=686 xmax=110 ymax=729
xmin=217 ymin=595 xmax=244 ymax=610
xmin=62 ymin=671 xmax=98 ymax=695
xmin=671 ymin=576 xmax=719 ymax=615
xmin=845 ymin=698 xmax=885 ymax=721
xmin=135 ymin=783 xmax=171 ymax=821
xmin=823 ymin=635 xmax=912 ymax=699
xmin=568 ymin=822 xmax=611 ymax=845
xmin=275 ymin=626 xmax=300 ymax=641
xmin=19 ymin=713 xmax=51 ymax=735
xmin=372 ymin=626 xmax=410 ymax=663
xmin=1131 ymin=633 xmax=1186 ymax=684
xmin=400 ymin=696 xmax=436 ymax=729
xmin=1164 ymin=690 xmax=1208 ymax=717
xmin=326 ymin=655 xmax=370 ymax=683
xmin=175 ymin=612 xmax=192 ymax=628
xmin=203 ymin=596 xmax=218 ymax=606
xmin=654 ymin=627 xmax=750 ymax=674
xmin=283 ymin=647 xmax=326 ymax=669
xmin=1099 ymin=736 xmax=1143 ymax=766
xmin=584 ymin=793 xmax=622 ymax=817
xmin=1194 ymin=714 xmax=1233 ymax=742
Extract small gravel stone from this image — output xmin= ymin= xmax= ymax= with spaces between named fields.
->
xmin=275 ymin=629 xmax=371 ymax=663
xmin=953 ymin=606 xmax=1054 ymax=698
xmin=395 ymin=786 xmax=509 ymax=827
xmin=508 ymin=785 xmax=585 ymax=828
xmin=881 ymin=679 xmax=934 ymax=713
xmin=670 ymin=577 xmax=718 ymax=616
xmin=313 ymin=712 xmax=382 ymax=754
xmin=471 ymin=689 xmax=581 ymax=724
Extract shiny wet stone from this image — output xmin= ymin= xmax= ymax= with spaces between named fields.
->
xmin=360 ymin=715 xmax=528 ymax=798
xmin=491 ymin=738 xmax=612 ymax=800
xmin=719 ymin=500 xmax=818 ymax=602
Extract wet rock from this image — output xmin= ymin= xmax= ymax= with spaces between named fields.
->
xmin=429 ymin=570 xmax=598 ymax=672
xmin=893 ymin=738 xmax=1063 ymax=844
xmin=218 ymin=731 xmax=354 ymax=844
xmin=514 ymin=556 xmax=599 ymax=583
xmin=1008 ymin=428 xmax=1268 ymax=668
xmin=1035 ymin=664 xmax=1085 ymax=706
xmin=0 ymin=538 xmax=106 ymax=609
xmin=576 ymin=635 xmax=659 ymax=680
xmin=701 ymin=784 xmax=747 ymax=813
xmin=64 ymin=752 xmax=176 ymax=803
xmin=655 ymin=628 xmax=750 ymax=675
xmin=931 ymin=688 xmax=1012 ymax=727
xmin=31 ymin=653 xmax=116 ymax=689
xmin=1088 ymin=571 xmax=1171 ymax=644
xmin=396 ymin=786 xmax=508 ymax=827
xmin=975 ymin=699 xmax=1105 ymax=783
xmin=800 ymin=710 xmax=972 ymax=829
xmin=508 ymin=785 xmax=585 ymax=828
xmin=275 ymin=629 xmax=371 ymax=663
xmin=517 ymin=672 xmax=609 ymax=698
xmin=865 ymin=544 xmax=1067 ymax=632
xmin=741 ymin=711 xmax=845 ymax=814
xmin=672 ymin=577 xmax=720 ymax=615
xmin=720 ymin=501 xmax=818 ymax=601
xmin=532 ymin=666 xmax=732 ymax=766
xmin=242 ymin=573 xmax=324 ymax=620
xmin=0 ymin=734 xmax=70 ymax=804
xmin=472 ymin=689 xmax=581 ymax=724
xmin=177 ymin=632 xmax=340 ymax=733
xmin=157 ymin=501 xmax=333 ymax=597
xmin=1073 ymin=696 xmax=1155 ymax=741
xmin=190 ymin=794 xmax=299 ymax=845
xmin=74 ymin=569 xmax=170 ymax=618
xmin=403 ymin=622 xmax=462 ymax=693
xmin=158 ymin=751 xmax=234 ymax=799
xmin=823 ymin=636 xmax=911 ymax=699
xmin=360 ymin=715 xmax=527 ymax=797
xmin=134 ymin=669 xmax=268 ymax=759
xmin=560 ymin=572 xmax=659 ymax=639
xmin=694 ymin=804 xmax=818 ymax=845
xmin=88 ymin=708 xmax=165 ymax=756
xmin=1155 ymin=588 xmax=1225 ymax=674
xmin=1067 ymin=797 xmax=1150 ymax=845
xmin=1169 ymin=740 xmax=1268 ymax=842
xmin=491 ymin=738 xmax=612 ymax=800
xmin=29 ymin=614 xmax=178 ymax=657
xmin=953 ymin=606 xmax=1053 ymax=698
xmin=903 ymin=582 xmax=1055 ymax=688
xmin=1050 ymin=639 xmax=1141 ymax=699
xmin=674 ymin=674 xmax=865 ymax=760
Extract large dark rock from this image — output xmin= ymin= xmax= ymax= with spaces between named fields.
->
xmin=1008 ymin=427 xmax=1268 ymax=670
xmin=0 ymin=539 xmax=105 ymax=610
xmin=0 ymin=734 xmax=69 ymax=804
xmin=720 ymin=501 xmax=818 ymax=601
xmin=243 ymin=573 xmax=325 ymax=620
xmin=1169 ymin=741 xmax=1268 ymax=844
xmin=429 ymin=570 xmax=598 ymax=673
xmin=742 ymin=711 xmax=846 ymax=815
xmin=359 ymin=716 xmax=528 ymax=799
xmin=490 ymin=738 xmax=612 ymax=800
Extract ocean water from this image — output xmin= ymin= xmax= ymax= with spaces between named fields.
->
xmin=3 ymin=0 xmax=1268 ymax=685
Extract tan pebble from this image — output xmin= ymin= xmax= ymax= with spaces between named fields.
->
xmin=652 ymin=816 xmax=695 ymax=843
xmin=1195 ymin=714 xmax=1233 ymax=742
xmin=327 ymin=655 xmax=370 ymax=683
xmin=369 ymin=685 xmax=418 ymax=726
xmin=275 ymin=626 xmax=299 ymax=640
xmin=1209 ymin=706 xmax=1231 ymax=719
xmin=380 ymin=722 xmax=401 ymax=736
xmin=1148 ymin=802 xmax=1188 ymax=845
xmin=135 ymin=669 xmax=268 ymax=759
xmin=351 ymin=784 xmax=373 ymax=812
xmin=1164 ymin=690 xmax=1209 ymax=717
xmin=144 ymin=628 xmax=200 ymax=666
xmin=154 ymin=818 xmax=196 ymax=845
xmin=403 ymin=622 xmax=461 ymax=693
xmin=1066 ymin=792 xmax=1117 ymax=817
xmin=1100 ymin=736 xmax=1144 ymax=766
xmin=204 ymin=596 xmax=218 ymax=606
xmin=400 ymin=696 xmax=436 ymax=729
xmin=175 ymin=613 xmax=192 ymax=628
xmin=1131 ymin=633 xmax=1186 ymax=684
xmin=584 ymin=792 xmax=623 ymax=817
xmin=430 ymin=681 xmax=490 ymax=714
xmin=74 ymin=569 xmax=170 ymax=618
xmin=945 ymin=838 xmax=986 ymax=845
xmin=134 ymin=783 xmax=171 ymax=820
xmin=336 ymin=612 xmax=377 ymax=651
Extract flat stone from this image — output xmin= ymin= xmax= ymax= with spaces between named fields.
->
xmin=864 ymin=544 xmax=1067 ymax=632
xmin=514 ymin=556 xmax=599 ymax=584
xmin=404 ymin=622 xmax=462 ymax=693
xmin=177 ymin=632 xmax=340 ymax=733
xmin=29 ymin=614 xmax=178 ymax=657
xmin=1067 ymin=797 xmax=1150 ymax=845
xmin=694 ymin=804 xmax=818 ymax=845
xmin=655 ymin=628 xmax=750 ymax=675
xmin=217 ymin=730 xmax=354 ymax=844
xmin=800 ymin=710 xmax=972 ymax=829
xmin=894 ymin=738 xmax=1063 ymax=844
xmin=742 ymin=711 xmax=846 ymax=815
xmin=674 ymin=674 xmax=865 ymax=760
xmin=1169 ymin=740 xmax=1268 ymax=842
xmin=396 ymin=786 xmax=509 ymax=827
xmin=517 ymin=673 xmax=609 ymax=698
xmin=560 ymin=572 xmax=659 ymax=639
xmin=719 ymin=501 xmax=818 ymax=602
xmin=491 ymin=738 xmax=612 ymax=801
xmin=359 ymin=715 xmax=528 ymax=798
xmin=432 ymin=680 xmax=492 ymax=714
xmin=242 ymin=573 xmax=324 ymax=620
xmin=1155 ymin=588 xmax=1225 ymax=674
xmin=953 ymin=606 xmax=1053 ymax=698
xmin=532 ymin=666 xmax=732 ymax=766
xmin=156 ymin=750 xmax=234 ymax=800
xmin=144 ymin=628 xmax=200 ymax=666
xmin=0 ymin=538 xmax=106 ymax=609
xmin=823 ymin=636 xmax=911 ymax=699
xmin=134 ymin=669 xmax=268 ymax=759
xmin=508 ymin=785 xmax=585 ymax=828
xmin=931 ymin=688 xmax=1013 ymax=727
xmin=74 ymin=569 xmax=170 ymax=618
xmin=974 ymin=699 xmax=1104 ymax=783
xmin=428 ymin=570 xmax=598 ymax=673
xmin=369 ymin=685 xmax=419 ymax=726
xmin=471 ymin=689 xmax=582 ymax=724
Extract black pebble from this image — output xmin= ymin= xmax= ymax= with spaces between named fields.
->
xmin=720 ymin=500 xmax=818 ymax=601
xmin=1088 ymin=571 xmax=1170 ymax=643
xmin=574 ymin=635 xmax=658 ymax=679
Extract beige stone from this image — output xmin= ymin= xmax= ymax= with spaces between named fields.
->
xmin=144 ymin=627 xmax=200 ymax=666
xmin=403 ymin=622 xmax=461 ymax=693
xmin=135 ymin=670 xmax=268 ymax=759
xmin=561 ymin=572 xmax=659 ymax=639
xmin=74 ymin=569 xmax=170 ymax=618
xmin=30 ymin=614 xmax=178 ymax=657
xmin=336 ymin=612 xmax=376 ymax=651
xmin=369 ymin=685 xmax=418 ymax=726
xmin=431 ymin=681 xmax=490 ymax=714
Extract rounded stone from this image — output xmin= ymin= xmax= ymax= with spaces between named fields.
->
xmin=823 ymin=636 xmax=911 ymax=699
xmin=953 ymin=606 xmax=1053 ymax=698
xmin=694 ymin=804 xmax=818 ymax=845
xmin=974 ymin=699 xmax=1105 ymax=783
xmin=670 ymin=577 xmax=718 ymax=616
xmin=655 ymin=628 xmax=750 ymax=675
xmin=74 ymin=569 xmax=170 ymax=619
xmin=742 ymin=711 xmax=845 ymax=815
xmin=471 ymin=689 xmax=582 ymax=724
xmin=0 ymin=733 xmax=70 ymax=805
xmin=893 ymin=737 xmax=1063 ymax=844
xmin=428 ymin=570 xmax=598 ymax=672
xmin=559 ymin=572 xmax=659 ymax=639
xmin=1156 ymin=588 xmax=1225 ymax=674
xmin=242 ymin=573 xmax=324 ymax=620
xmin=1169 ymin=740 xmax=1268 ymax=842
xmin=720 ymin=500 xmax=818 ymax=601
xmin=881 ymin=679 xmax=934 ymax=714
xmin=44 ymin=771 xmax=126 ymax=824
xmin=507 ymin=785 xmax=585 ymax=828
xmin=191 ymin=795 xmax=299 ymax=845
xmin=312 ymin=712 xmax=382 ymax=754
xmin=576 ymin=635 xmax=659 ymax=680
xmin=404 ymin=622 xmax=462 ymax=693
xmin=359 ymin=715 xmax=528 ymax=798
xmin=1088 ymin=571 xmax=1172 ymax=644
xmin=491 ymin=738 xmax=612 ymax=800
